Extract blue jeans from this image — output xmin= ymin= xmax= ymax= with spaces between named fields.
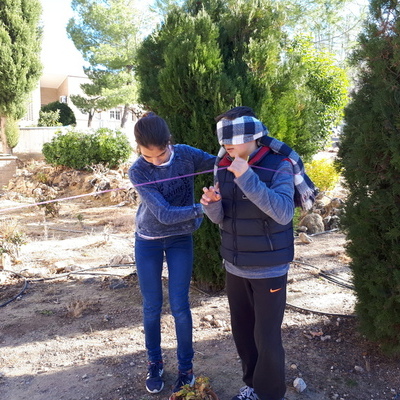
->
xmin=135 ymin=233 xmax=194 ymax=372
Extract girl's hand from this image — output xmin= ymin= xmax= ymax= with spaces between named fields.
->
xmin=200 ymin=185 xmax=221 ymax=205
xmin=228 ymin=156 xmax=249 ymax=178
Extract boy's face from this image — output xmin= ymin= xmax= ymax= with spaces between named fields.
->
xmin=223 ymin=140 xmax=257 ymax=159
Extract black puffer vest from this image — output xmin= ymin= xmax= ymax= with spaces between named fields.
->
xmin=218 ymin=148 xmax=294 ymax=267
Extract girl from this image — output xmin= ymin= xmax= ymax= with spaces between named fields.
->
xmin=128 ymin=112 xmax=215 ymax=398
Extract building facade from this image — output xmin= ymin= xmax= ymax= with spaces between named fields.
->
xmin=21 ymin=72 xmax=138 ymax=132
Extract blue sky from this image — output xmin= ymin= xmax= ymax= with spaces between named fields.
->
xmin=40 ymin=0 xmax=156 ymax=75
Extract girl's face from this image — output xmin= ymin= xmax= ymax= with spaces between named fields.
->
xmin=139 ymin=145 xmax=171 ymax=166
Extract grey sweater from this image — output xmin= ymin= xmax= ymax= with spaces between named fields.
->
xmin=129 ymin=144 xmax=216 ymax=238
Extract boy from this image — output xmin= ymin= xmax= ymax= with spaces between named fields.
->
xmin=200 ymin=107 xmax=315 ymax=400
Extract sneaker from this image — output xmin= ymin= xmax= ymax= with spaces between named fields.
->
xmin=145 ymin=361 xmax=164 ymax=393
xmin=231 ymin=386 xmax=259 ymax=400
xmin=169 ymin=370 xmax=195 ymax=399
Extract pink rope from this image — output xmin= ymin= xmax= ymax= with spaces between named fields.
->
xmin=0 ymin=165 xmax=298 ymax=214
xmin=0 ymin=168 xmax=218 ymax=213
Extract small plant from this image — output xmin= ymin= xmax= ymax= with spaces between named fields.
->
xmin=76 ymin=214 xmax=85 ymax=228
xmin=38 ymin=310 xmax=54 ymax=316
xmin=38 ymin=109 xmax=62 ymax=127
xmin=34 ymin=189 xmax=60 ymax=217
xmin=0 ymin=219 xmax=27 ymax=260
xmin=304 ymin=158 xmax=341 ymax=192
xmin=66 ymin=298 xmax=90 ymax=318
xmin=172 ymin=376 xmax=218 ymax=400
xmin=36 ymin=171 xmax=50 ymax=184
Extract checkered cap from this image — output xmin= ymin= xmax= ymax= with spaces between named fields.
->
xmin=216 ymin=116 xmax=269 ymax=145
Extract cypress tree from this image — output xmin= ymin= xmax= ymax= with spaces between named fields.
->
xmin=337 ymin=0 xmax=400 ymax=354
xmin=0 ymin=0 xmax=42 ymax=153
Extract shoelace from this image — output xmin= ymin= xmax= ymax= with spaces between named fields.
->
xmin=148 ymin=362 xmax=162 ymax=378
xmin=174 ymin=370 xmax=194 ymax=390
xmin=238 ymin=386 xmax=257 ymax=400
xmin=176 ymin=372 xmax=190 ymax=386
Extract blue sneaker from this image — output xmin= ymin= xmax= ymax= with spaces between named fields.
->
xmin=169 ymin=370 xmax=195 ymax=399
xmin=145 ymin=361 xmax=164 ymax=393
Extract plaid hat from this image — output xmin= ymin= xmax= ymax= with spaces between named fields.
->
xmin=214 ymin=116 xmax=317 ymax=210
xmin=216 ymin=116 xmax=269 ymax=145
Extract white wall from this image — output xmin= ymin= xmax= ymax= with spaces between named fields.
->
xmin=14 ymin=126 xmax=137 ymax=159
xmin=13 ymin=127 xmax=67 ymax=155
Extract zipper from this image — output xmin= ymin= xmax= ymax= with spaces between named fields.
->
xmin=264 ymin=220 xmax=274 ymax=250
xmin=233 ymin=185 xmax=238 ymax=264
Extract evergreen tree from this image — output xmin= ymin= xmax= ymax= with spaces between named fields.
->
xmin=0 ymin=0 xmax=42 ymax=153
xmin=136 ymin=0 xmax=348 ymax=290
xmin=337 ymin=0 xmax=400 ymax=354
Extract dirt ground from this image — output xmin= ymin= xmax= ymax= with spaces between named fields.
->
xmin=1 ymin=161 xmax=400 ymax=400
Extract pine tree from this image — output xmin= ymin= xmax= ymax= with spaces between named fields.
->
xmin=67 ymin=0 xmax=152 ymax=128
xmin=0 ymin=0 xmax=42 ymax=153
xmin=70 ymin=67 xmax=131 ymax=127
xmin=337 ymin=0 xmax=400 ymax=354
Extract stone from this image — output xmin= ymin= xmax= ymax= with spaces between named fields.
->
xmin=293 ymin=377 xmax=307 ymax=393
xmin=299 ymin=213 xmax=325 ymax=234
xmin=299 ymin=232 xmax=313 ymax=244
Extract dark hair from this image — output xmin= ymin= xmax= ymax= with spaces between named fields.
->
xmin=134 ymin=112 xmax=171 ymax=149
xmin=215 ymin=106 xmax=257 ymax=122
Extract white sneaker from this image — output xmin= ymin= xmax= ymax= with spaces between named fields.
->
xmin=231 ymin=386 xmax=259 ymax=400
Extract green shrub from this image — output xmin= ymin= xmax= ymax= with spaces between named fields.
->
xmin=41 ymin=101 xmax=76 ymax=126
xmin=5 ymin=117 xmax=20 ymax=149
xmin=38 ymin=110 xmax=62 ymax=127
xmin=304 ymin=158 xmax=340 ymax=192
xmin=42 ymin=128 xmax=132 ymax=169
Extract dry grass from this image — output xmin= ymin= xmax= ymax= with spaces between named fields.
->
xmin=66 ymin=298 xmax=91 ymax=318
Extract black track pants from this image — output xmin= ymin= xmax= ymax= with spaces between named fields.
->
xmin=226 ymin=271 xmax=287 ymax=400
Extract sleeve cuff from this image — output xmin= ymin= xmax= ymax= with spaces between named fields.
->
xmin=194 ymin=203 xmax=203 ymax=218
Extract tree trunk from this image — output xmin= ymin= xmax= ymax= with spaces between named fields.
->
xmin=88 ymin=112 xmax=93 ymax=128
xmin=0 ymin=116 xmax=11 ymax=154
xmin=120 ymin=104 xmax=130 ymax=128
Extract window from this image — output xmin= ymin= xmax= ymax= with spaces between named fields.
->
xmin=110 ymin=109 xmax=121 ymax=120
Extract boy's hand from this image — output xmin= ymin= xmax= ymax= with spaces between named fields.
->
xmin=228 ymin=156 xmax=249 ymax=178
xmin=200 ymin=185 xmax=221 ymax=205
